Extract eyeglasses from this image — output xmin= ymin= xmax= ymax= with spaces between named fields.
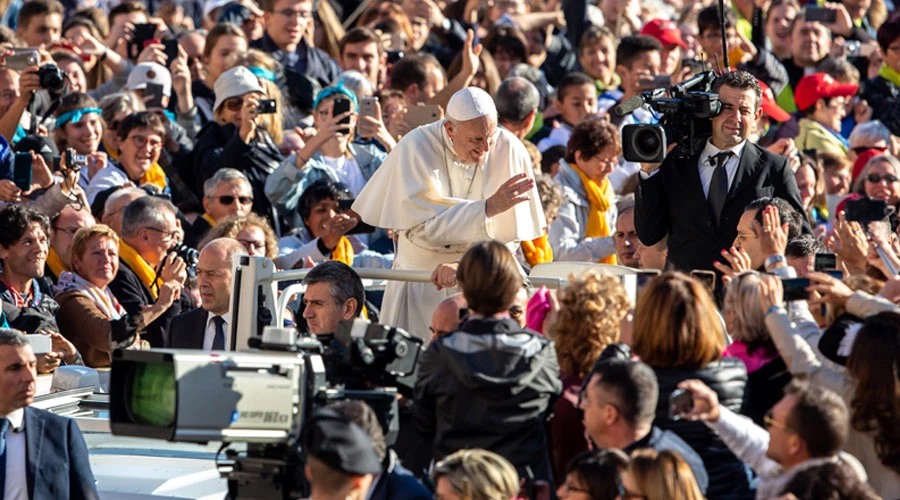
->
xmin=237 ymin=239 xmax=266 ymax=251
xmin=272 ymin=7 xmax=313 ymax=19
xmin=52 ymin=226 xmax=81 ymax=236
xmin=128 ymin=134 xmax=163 ymax=150
xmin=763 ymin=409 xmax=794 ymax=433
xmin=145 ymin=226 xmax=178 ymax=240
xmin=224 ymin=97 xmax=243 ymax=112
xmin=216 ymin=195 xmax=253 ymax=206
xmin=866 ymin=173 xmax=899 ymax=184
xmin=561 ymin=482 xmax=591 ymax=495
xmin=428 ymin=326 xmax=452 ymax=338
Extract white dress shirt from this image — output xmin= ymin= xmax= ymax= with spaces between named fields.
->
xmin=203 ymin=311 xmax=231 ymax=351
xmin=697 ymin=139 xmax=747 ymax=199
xmin=3 ymin=408 xmax=27 ymax=500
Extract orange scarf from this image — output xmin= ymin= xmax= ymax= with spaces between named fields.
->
xmin=573 ymin=164 xmax=617 ymax=265
xmin=330 ymin=237 xmax=355 ymax=266
xmin=119 ymin=241 xmax=162 ymax=299
xmin=521 ymin=233 xmax=553 ymax=267
xmin=104 ymin=140 xmax=168 ymax=190
xmin=46 ymin=247 xmax=69 ymax=278
xmin=201 ymin=213 xmax=216 ymax=227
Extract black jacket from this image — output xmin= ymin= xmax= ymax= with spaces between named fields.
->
xmin=635 ymin=141 xmax=806 ymax=275
xmin=193 ymin=121 xmax=282 ymax=230
xmin=413 ymin=317 xmax=562 ymax=483
xmin=107 ymin=260 xmax=189 ymax=347
xmin=168 ymin=306 xmax=208 ymax=349
xmin=653 ymin=359 xmax=753 ymax=500
xmin=860 ymin=75 xmax=900 ymax=137
xmin=369 ymin=450 xmax=432 ymax=500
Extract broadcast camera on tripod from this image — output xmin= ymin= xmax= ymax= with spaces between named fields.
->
xmin=108 ymin=256 xmax=424 ymax=499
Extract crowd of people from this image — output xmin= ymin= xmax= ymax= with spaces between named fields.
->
xmin=0 ymin=0 xmax=896 ymax=498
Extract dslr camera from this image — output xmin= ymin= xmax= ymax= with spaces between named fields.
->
xmin=170 ymin=241 xmax=199 ymax=269
xmin=37 ymin=64 xmax=67 ymax=93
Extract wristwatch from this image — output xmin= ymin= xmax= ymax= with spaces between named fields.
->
xmin=764 ymin=254 xmax=786 ymax=271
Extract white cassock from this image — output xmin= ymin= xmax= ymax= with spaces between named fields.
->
xmin=352 ymin=119 xmax=546 ymax=341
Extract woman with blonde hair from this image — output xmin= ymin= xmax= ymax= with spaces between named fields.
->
xmin=722 ymin=271 xmax=791 ymax=425
xmin=432 ymin=449 xmax=520 ymax=500
xmin=623 ymin=449 xmax=705 ymax=500
xmin=550 ymin=270 xmax=630 ymax=480
xmin=228 ymin=49 xmax=285 ymax=144
xmin=632 ymin=271 xmax=751 ymax=499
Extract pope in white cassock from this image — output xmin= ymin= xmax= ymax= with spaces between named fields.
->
xmin=352 ymin=87 xmax=546 ymax=341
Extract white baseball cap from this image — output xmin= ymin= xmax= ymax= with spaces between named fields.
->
xmin=126 ymin=62 xmax=172 ymax=97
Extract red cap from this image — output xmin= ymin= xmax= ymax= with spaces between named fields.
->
xmin=835 ymin=194 xmax=863 ymax=219
xmin=852 ymin=147 xmax=887 ymax=181
xmin=757 ymin=79 xmax=790 ymax=122
xmin=640 ymin=19 xmax=687 ymax=49
xmin=794 ymin=73 xmax=859 ymax=112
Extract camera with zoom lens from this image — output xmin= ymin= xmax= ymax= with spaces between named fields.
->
xmin=63 ymin=148 xmax=88 ymax=170
xmin=171 ymin=241 xmax=199 ymax=269
xmin=37 ymin=64 xmax=67 ymax=93
xmin=617 ymin=71 xmax=721 ymax=162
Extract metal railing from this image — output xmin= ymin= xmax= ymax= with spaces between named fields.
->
xmin=272 ymin=268 xmax=569 ymax=290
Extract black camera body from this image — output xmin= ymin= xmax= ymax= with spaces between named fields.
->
xmin=63 ymin=148 xmax=88 ymax=170
xmin=171 ymin=241 xmax=199 ymax=268
xmin=37 ymin=64 xmax=67 ymax=93
xmin=620 ymin=71 xmax=721 ymax=162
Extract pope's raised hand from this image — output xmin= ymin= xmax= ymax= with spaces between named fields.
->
xmin=485 ymin=173 xmax=534 ymax=218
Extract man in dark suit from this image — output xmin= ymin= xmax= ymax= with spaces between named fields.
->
xmin=169 ymin=238 xmax=246 ymax=350
xmin=0 ymin=329 xmax=98 ymax=499
xmin=108 ymin=196 xmax=191 ymax=348
xmin=635 ymin=70 xmax=805 ymax=275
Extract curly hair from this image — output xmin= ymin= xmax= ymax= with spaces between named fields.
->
xmin=199 ymin=212 xmax=278 ymax=259
xmin=552 ymin=270 xmax=629 ymax=378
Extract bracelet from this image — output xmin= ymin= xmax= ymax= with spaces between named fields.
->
xmin=764 ymin=254 xmax=786 ymax=271
xmin=766 ymin=304 xmax=785 ymax=316
xmin=99 ymin=48 xmax=108 ymax=62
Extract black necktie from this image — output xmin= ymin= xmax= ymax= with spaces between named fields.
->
xmin=212 ymin=316 xmax=225 ymax=350
xmin=0 ymin=417 xmax=9 ymax=500
xmin=707 ymin=151 xmax=734 ymax=226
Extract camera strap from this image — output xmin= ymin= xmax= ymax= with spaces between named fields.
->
xmin=27 ymin=92 xmax=64 ymax=136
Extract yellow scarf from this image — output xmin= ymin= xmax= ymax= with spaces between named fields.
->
xmin=104 ymin=140 xmax=168 ymax=190
xmin=879 ymin=63 xmax=900 ymax=87
xmin=330 ymin=236 xmax=355 ymax=266
xmin=573 ymin=165 xmax=617 ymax=265
xmin=46 ymin=247 xmax=69 ymax=278
xmin=201 ymin=213 xmax=216 ymax=227
xmin=118 ymin=241 xmax=162 ymax=299
xmin=521 ymin=233 xmax=553 ymax=267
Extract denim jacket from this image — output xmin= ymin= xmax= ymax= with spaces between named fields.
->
xmin=265 ymin=141 xmax=386 ymax=231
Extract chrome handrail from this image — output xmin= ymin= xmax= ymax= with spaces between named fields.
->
xmin=270 ymin=268 xmax=567 ymax=289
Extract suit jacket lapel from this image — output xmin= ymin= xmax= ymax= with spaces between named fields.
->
xmin=726 ymin=143 xmax=762 ymax=204
xmin=24 ymin=407 xmax=44 ymax=499
xmin=193 ymin=309 xmax=208 ymax=349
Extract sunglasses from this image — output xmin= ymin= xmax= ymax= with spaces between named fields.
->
xmin=217 ymin=195 xmax=253 ymax=205
xmin=866 ymin=173 xmax=899 ymax=184
xmin=763 ymin=409 xmax=794 ymax=433
xmin=224 ymin=97 xmax=243 ymax=112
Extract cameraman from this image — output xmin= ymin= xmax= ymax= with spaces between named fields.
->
xmin=107 ymin=195 xmax=192 ymax=347
xmin=634 ymin=70 xmax=806 ymax=277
